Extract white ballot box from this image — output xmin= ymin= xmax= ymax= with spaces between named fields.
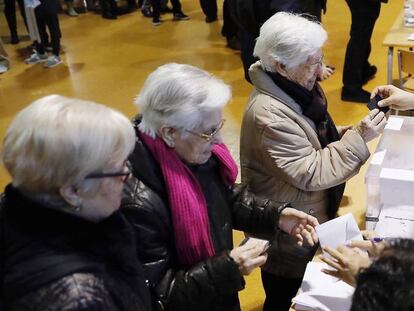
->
xmin=365 ymin=116 xmax=414 ymax=237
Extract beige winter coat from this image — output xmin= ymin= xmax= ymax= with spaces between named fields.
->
xmin=240 ymin=62 xmax=370 ymax=277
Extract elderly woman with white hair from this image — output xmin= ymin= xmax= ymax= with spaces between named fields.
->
xmin=121 ymin=63 xmax=319 ymax=311
xmin=239 ymin=12 xmax=387 ymax=311
xmin=0 ymin=95 xmax=152 ymax=310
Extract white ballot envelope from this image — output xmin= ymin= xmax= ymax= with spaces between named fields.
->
xmin=292 ymin=262 xmax=354 ymax=311
xmin=315 ymin=213 xmax=363 ymax=251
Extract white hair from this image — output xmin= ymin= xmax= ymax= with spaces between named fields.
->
xmin=254 ymin=12 xmax=327 ymax=72
xmin=2 ymin=95 xmax=135 ymax=196
xmin=134 ymin=63 xmax=231 ymax=138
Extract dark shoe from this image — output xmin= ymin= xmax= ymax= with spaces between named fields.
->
xmin=226 ymin=36 xmax=240 ymax=50
xmin=362 ymin=65 xmax=377 ymax=85
xmin=141 ymin=7 xmax=152 ymax=17
xmin=341 ymin=87 xmax=371 ymax=103
xmin=10 ymin=34 xmax=19 ymax=44
xmin=160 ymin=5 xmax=173 ymax=14
xmin=173 ymin=12 xmax=189 ymax=21
xmin=102 ymin=12 xmax=117 ymax=19
xmin=152 ymin=17 xmax=162 ymax=26
xmin=205 ymin=15 xmax=217 ymax=23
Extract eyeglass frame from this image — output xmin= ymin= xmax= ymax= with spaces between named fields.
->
xmin=185 ymin=119 xmax=226 ymax=142
xmin=304 ymin=54 xmax=324 ymax=71
xmin=85 ymin=164 xmax=132 ymax=183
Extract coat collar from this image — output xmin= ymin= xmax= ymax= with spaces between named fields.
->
xmin=248 ymin=61 xmax=317 ymax=132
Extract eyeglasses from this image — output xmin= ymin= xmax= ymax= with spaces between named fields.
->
xmin=85 ymin=164 xmax=132 ymax=183
xmin=304 ymin=55 xmax=324 ymax=71
xmin=185 ymin=119 xmax=226 ymax=142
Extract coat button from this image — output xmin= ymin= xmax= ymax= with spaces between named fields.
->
xmin=309 ymin=209 xmax=315 ymax=215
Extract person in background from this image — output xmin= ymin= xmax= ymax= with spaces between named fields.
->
xmin=341 ymin=0 xmax=387 ymax=103
xmin=372 ymin=84 xmax=414 ymax=111
xmin=149 ymin=0 xmax=188 ymax=26
xmin=121 ymin=63 xmax=319 ymax=311
xmin=24 ymin=0 xmax=62 ymax=68
xmin=0 ymin=95 xmax=152 ymax=310
xmin=3 ymin=0 xmax=28 ymax=44
xmin=0 ymin=38 xmax=10 ymax=73
xmin=320 ymin=237 xmax=414 ymax=311
xmin=239 ymin=12 xmax=387 ymax=311
xmin=64 ymin=0 xmax=79 ymax=16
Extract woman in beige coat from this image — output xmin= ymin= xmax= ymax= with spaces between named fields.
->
xmin=239 ymin=12 xmax=387 ymax=311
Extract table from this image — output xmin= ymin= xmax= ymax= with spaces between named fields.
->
xmin=382 ymin=11 xmax=414 ymax=84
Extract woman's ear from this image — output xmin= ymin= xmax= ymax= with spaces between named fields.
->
xmin=275 ymin=61 xmax=289 ymax=78
xmin=59 ymin=185 xmax=82 ymax=207
xmin=159 ymin=126 xmax=176 ymax=148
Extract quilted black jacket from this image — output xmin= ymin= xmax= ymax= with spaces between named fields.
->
xmin=0 ymin=186 xmax=152 ymax=311
xmin=121 ymin=119 xmax=288 ymax=311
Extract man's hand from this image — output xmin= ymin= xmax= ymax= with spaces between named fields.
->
xmin=278 ymin=207 xmax=319 ymax=246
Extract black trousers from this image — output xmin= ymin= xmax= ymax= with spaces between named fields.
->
xmin=35 ymin=5 xmax=61 ymax=56
xmin=3 ymin=0 xmax=27 ymax=37
xmin=199 ymin=0 xmax=216 ymax=19
xmin=261 ymin=270 xmax=302 ymax=311
xmin=343 ymin=0 xmax=381 ymax=89
xmin=221 ymin=0 xmax=237 ymax=39
xmin=150 ymin=0 xmax=181 ymax=19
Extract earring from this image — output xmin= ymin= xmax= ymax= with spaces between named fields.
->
xmin=74 ymin=201 xmax=82 ymax=212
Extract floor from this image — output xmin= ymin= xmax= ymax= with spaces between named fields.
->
xmin=0 ymin=0 xmax=404 ymax=309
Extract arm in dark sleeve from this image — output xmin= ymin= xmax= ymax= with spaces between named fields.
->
xmin=122 ymin=178 xmax=244 ymax=311
xmin=229 ymin=184 xmax=290 ymax=235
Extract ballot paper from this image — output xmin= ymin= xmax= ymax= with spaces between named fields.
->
xmin=384 ymin=116 xmax=404 ymax=131
xmin=292 ymin=262 xmax=354 ymax=311
xmin=315 ymin=213 xmax=363 ymax=251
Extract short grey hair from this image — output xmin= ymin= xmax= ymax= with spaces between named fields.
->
xmin=2 ymin=95 xmax=135 ymax=197
xmin=254 ymin=12 xmax=327 ymax=72
xmin=135 ymin=63 xmax=231 ymax=138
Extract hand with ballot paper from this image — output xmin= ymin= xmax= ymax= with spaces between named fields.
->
xmin=318 ymin=225 xmax=385 ymax=286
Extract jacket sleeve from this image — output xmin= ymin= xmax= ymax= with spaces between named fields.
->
xmin=260 ymin=120 xmax=370 ymax=191
xmin=122 ymin=178 xmax=244 ymax=311
xmin=229 ymin=184 xmax=288 ymax=235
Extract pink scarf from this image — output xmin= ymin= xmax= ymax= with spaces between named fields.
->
xmin=139 ymin=132 xmax=238 ymax=267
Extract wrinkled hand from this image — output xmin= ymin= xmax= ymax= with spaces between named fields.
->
xmin=229 ymin=240 xmax=268 ymax=275
xmin=337 ymin=125 xmax=353 ymax=138
xmin=278 ymin=208 xmax=319 ymax=247
xmin=318 ymin=63 xmax=335 ymax=81
xmin=372 ymin=85 xmax=414 ymax=111
xmin=354 ymin=109 xmax=387 ymax=142
xmin=319 ymin=245 xmax=371 ymax=286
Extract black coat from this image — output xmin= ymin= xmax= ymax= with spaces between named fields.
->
xmin=0 ymin=185 xmax=152 ymax=311
xmin=121 ymin=118 xmax=288 ymax=311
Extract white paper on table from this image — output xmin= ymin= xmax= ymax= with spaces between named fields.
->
xmin=385 ymin=117 xmax=404 ymax=131
xmin=315 ymin=213 xmax=363 ymax=251
xmin=370 ymin=149 xmax=387 ymax=165
xmin=292 ymin=262 xmax=354 ymax=311
xmin=375 ymin=205 xmax=414 ymax=238
xmin=408 ymin=33 xmax=414 ymax=40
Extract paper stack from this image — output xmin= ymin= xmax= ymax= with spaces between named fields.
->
xmin=292 ymin=214 xmax=363 ymax=310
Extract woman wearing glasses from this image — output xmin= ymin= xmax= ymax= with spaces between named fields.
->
xmin=0 ymin=95 xmax=152 ymax=310
xmin=121 ymin=63 xmax=320 ymax=311
xmin=239 ymin=13 xmax=387 ymax=310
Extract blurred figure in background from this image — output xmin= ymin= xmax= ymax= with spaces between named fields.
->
xmin=341 ymin=0 xmax=387 ymax=103
xmin=3 ymin=0 xmax=28 ymax=44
